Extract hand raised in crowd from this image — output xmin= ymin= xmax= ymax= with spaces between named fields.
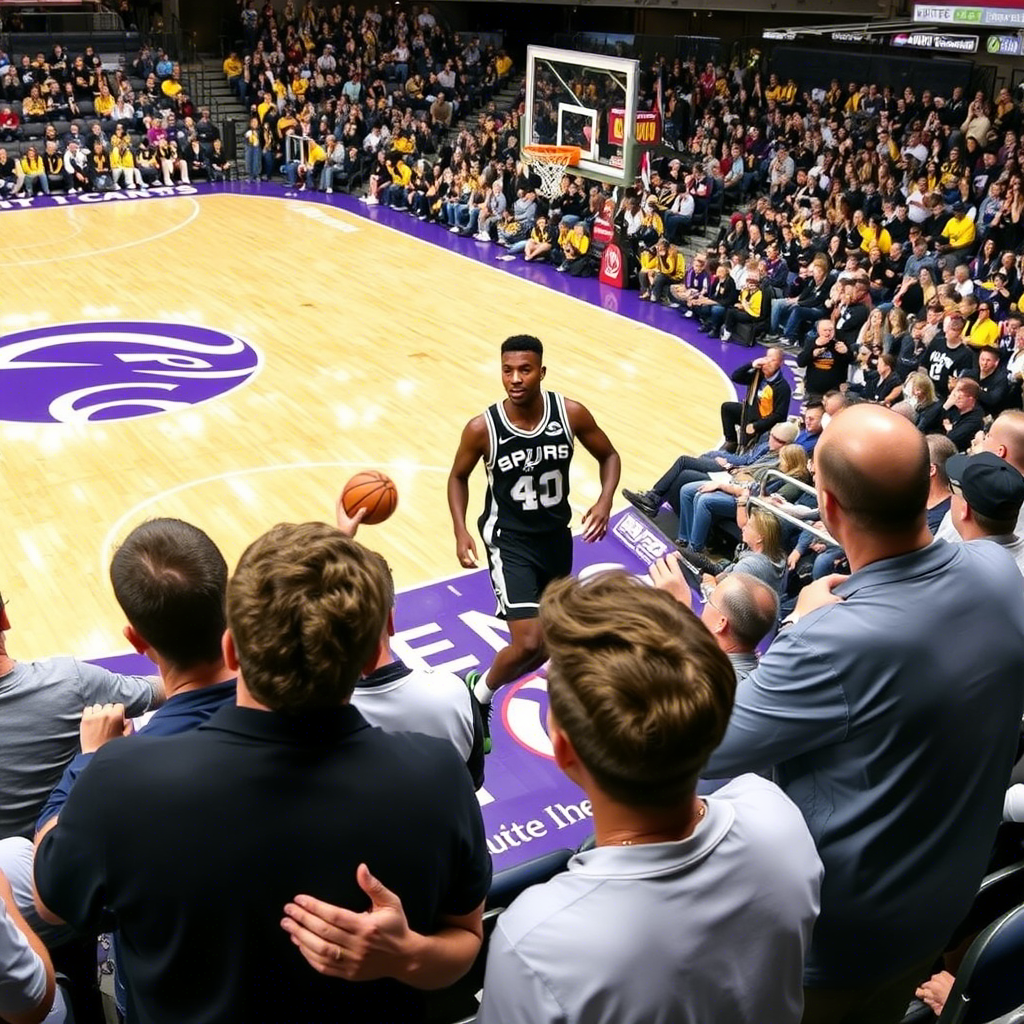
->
xmin=648 ymin=553 xmax=692 ymax=609
xmin=80 ymin=702 xmax=133 ymax=754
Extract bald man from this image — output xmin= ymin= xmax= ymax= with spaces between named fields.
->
xmin=704 ymin=404 xmax=1024 ymax=1024
xmin=935 ymin=409 xmax=1024 ymax=542
xmin=649 ymin=562 xmax=779 ymax=682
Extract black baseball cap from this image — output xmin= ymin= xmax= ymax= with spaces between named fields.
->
xmin=947 ymin=452 xmax=1024 ymax=519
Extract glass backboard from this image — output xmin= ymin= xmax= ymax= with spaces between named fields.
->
xmin=523 ymin=45 xmax=641 ymax=189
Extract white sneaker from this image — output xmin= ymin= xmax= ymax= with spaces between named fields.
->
xmin=365 ymin=196 xmax=379 ymax=205
xmin=721 ymin=329 xmax=732 ymax=341
xmin=325 ymin=187 xmax=333 ymax=194
xmin=358 ymin=195 xmax=369 ymax=203
xmin=449 ymin=225 xmax=461 ymax=233
xmin=684 ymin=310 xmax=694 ymax=318
xmin=474 ymin=231 xmax=490 ymax=241
xmin=68 ymin=187 xmax=78 ymax=194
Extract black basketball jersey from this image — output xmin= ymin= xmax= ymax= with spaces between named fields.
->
xmin=478 ymin=391 xmax=575 ymax=538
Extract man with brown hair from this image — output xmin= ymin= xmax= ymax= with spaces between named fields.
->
xmin=35 ymin=523 xmax=491 ymax=1024
xmin=475 ymin=573 xmax=821 ymax=1024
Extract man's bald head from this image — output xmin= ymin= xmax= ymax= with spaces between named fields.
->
xmin=816 ymin=405 xmax=929 ymax=535
xmin=711 ymin=573 xmax=779 ymax=651
xmin=987 ymin=410 xmax=1024 ymax=474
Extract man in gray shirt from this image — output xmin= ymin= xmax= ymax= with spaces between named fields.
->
xmin=477 ymin=573 xmax=822 ymax=1024
xmin=649 ymin=561 xmax=778 ymax=683
xmin=0 ymin=591 xmax=161 ymax=839
xmin=705 ymin=404 xmax=1024 ymax=1023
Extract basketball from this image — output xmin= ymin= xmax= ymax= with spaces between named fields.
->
xmin=341 ymin=470 xmax=398 ymax=525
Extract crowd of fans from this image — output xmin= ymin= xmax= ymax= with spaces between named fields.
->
xmin=0 ymin=44 xmax=231 ymax=195
xmin=2 ymin=7 xmax=1024 ymax=1024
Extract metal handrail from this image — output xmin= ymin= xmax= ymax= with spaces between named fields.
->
xmin=748 ymin=470 xmax=838 ymax=547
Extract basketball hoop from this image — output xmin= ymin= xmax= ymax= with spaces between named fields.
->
xmin=522 ymin=144 xmax=581 ymax=199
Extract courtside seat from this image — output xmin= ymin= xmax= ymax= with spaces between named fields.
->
xmin=10 ymin=100 xmax=22 ymax=117
xmin=78 ymin=100 xmax=95 ymax=117
xmin=936 ymin=902 xmax=1024 ymax=1023
xmin=51 ymin=120 xmax=71 ymax=136
xmin=22 ymin=123 xmax=45 ymax=139
xmin=732 ymin=283 xmax=773 ymax=347
xmin=901 ymin=859 xmax=1024 ymax=1024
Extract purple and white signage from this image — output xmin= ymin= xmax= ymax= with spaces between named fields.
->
xmin=91 ymin=516 xmax=648 ymax=868
xmin=0 ymin=321 xmax=260 ymax=423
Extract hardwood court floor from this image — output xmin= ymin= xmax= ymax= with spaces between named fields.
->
xmin=0 ymin=193 xmax=731 ymax=658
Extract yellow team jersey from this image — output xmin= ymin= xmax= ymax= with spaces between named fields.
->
xmin=223 ymin=56 xmax=243 ymax=77
xmin=942 ymin=216 xmax=976 ymax=250
xmin=161 ymin=78 xmax=182 ymax=99
xmin=392 ymin=135 xmax=415 ymax=154
xmin=389 ymin=161 xmax=412 ymax=186
xmin=741 ymin=287 xmax=764 ymax=318
xmin=19 ymin=154 xmax=43 ymax=174
xmin=110 ymin=147 xmax=135 ymax=169
xmin=95 ymin=94 xmax=115 ymax=116
xmin=965 ymin=318 xmax=1000 ymax=349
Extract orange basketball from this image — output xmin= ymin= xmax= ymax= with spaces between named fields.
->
xmin=341 ymin=470 xmax=398 ymax=525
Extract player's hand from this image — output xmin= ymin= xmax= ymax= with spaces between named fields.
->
xmin=281 ymin=864 xmax=413 ymax=981
xmin=335 ymin=494 xmax=367 ymax=538
xmin=648 ymin=553 xmax=692 ymax=608
xmin=455 ymin=530 xmax=478 ymax=568
xmin=80 ymin=703 xmax=133 ymax=754
xmin=582 ymin=499 xmax=611 ymax=542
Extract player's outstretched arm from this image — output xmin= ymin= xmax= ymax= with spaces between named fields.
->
xmin=447 ymin=416 xmax=488 ymax=567
xmin=566 ymin=400 xmax=621 ymax=543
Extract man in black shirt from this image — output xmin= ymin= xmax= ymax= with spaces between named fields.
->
xmin=920 ymin=312 xmax=976 ymax=399
xmin=0 ymin=147 xmax=17 ymax=196
xmin=966 ymin=346 xmax=1009 ymax=417
xmin=36 ymin=523 xmax=491 ymax=1024
xmin=939 ymin=378 xmax=987 ymax=452
xmin=833 ymin=280 xmax=871 ymax=347
xmin=798 ymin=318 xmax=851 ymax=398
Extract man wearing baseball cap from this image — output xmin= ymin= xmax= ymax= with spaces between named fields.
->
xmin=947 ymin=450 xmax=1024 ymax=574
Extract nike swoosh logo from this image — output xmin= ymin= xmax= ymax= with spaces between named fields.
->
xmin=498 ymin=436 xmax=514 ymax=444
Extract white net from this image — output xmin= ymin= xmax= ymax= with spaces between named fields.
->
xmin=522 ymin=147 xmax=578 ymax=199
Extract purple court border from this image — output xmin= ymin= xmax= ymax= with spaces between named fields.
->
xmin=0 ymin=180 xmax=799 ymax=397
xmin=9 ymin=183 xmax=774 ymax=869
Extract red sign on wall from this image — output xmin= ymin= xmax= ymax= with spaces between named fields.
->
xmin=607 ymin=109 xmax=663 ymax=148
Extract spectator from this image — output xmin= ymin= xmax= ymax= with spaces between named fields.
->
xmin=925 ymin=434 xmax=956 ymax=534
xmin=0 ymin=585 xmax=161 ymax=840
xmin=921 ymin=376 xmax=985 ymax=450
xmin=797 ymin=319 xmax=850 ymax=398
xmin=35 ymin=523 xmax=491 ymax=1023
xmin=475 ymin=573 xmax=821 ymax=1024
xmin=652 ymin=561 xmax=779 ymax=682
xmin=0 ymin=868 xmax=63 ymax=1024
xmin=704 ymin=404 xmax=1024 ymax=1023
xmin=721 ymin=348 xmax=792 ymax=451
xmin=946 ymin=450 xmax=1024 ymax=573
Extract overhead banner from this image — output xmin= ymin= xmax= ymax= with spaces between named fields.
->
xmin=914 ymin=4 xmax=1024 ymax=29
xmin=892 ymin=30 xmax=980 ymax=51
xmin=986 ymin=33 xmax=1023 ymax=54
xmin=607 ymin=108 xmax=662 ymax=147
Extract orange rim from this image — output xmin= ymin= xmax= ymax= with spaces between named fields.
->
xmin=522 ymin=145 xmax=581 ymax=165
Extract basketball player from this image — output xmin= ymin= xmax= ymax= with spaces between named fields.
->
xmin=447 ymin=335 xmax=620 ymax=748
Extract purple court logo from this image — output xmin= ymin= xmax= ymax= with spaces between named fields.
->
xmin=501 ymin=673 xmax=554 ymax=761
xmin=0 ymin=321 xmax=261 ymax=424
